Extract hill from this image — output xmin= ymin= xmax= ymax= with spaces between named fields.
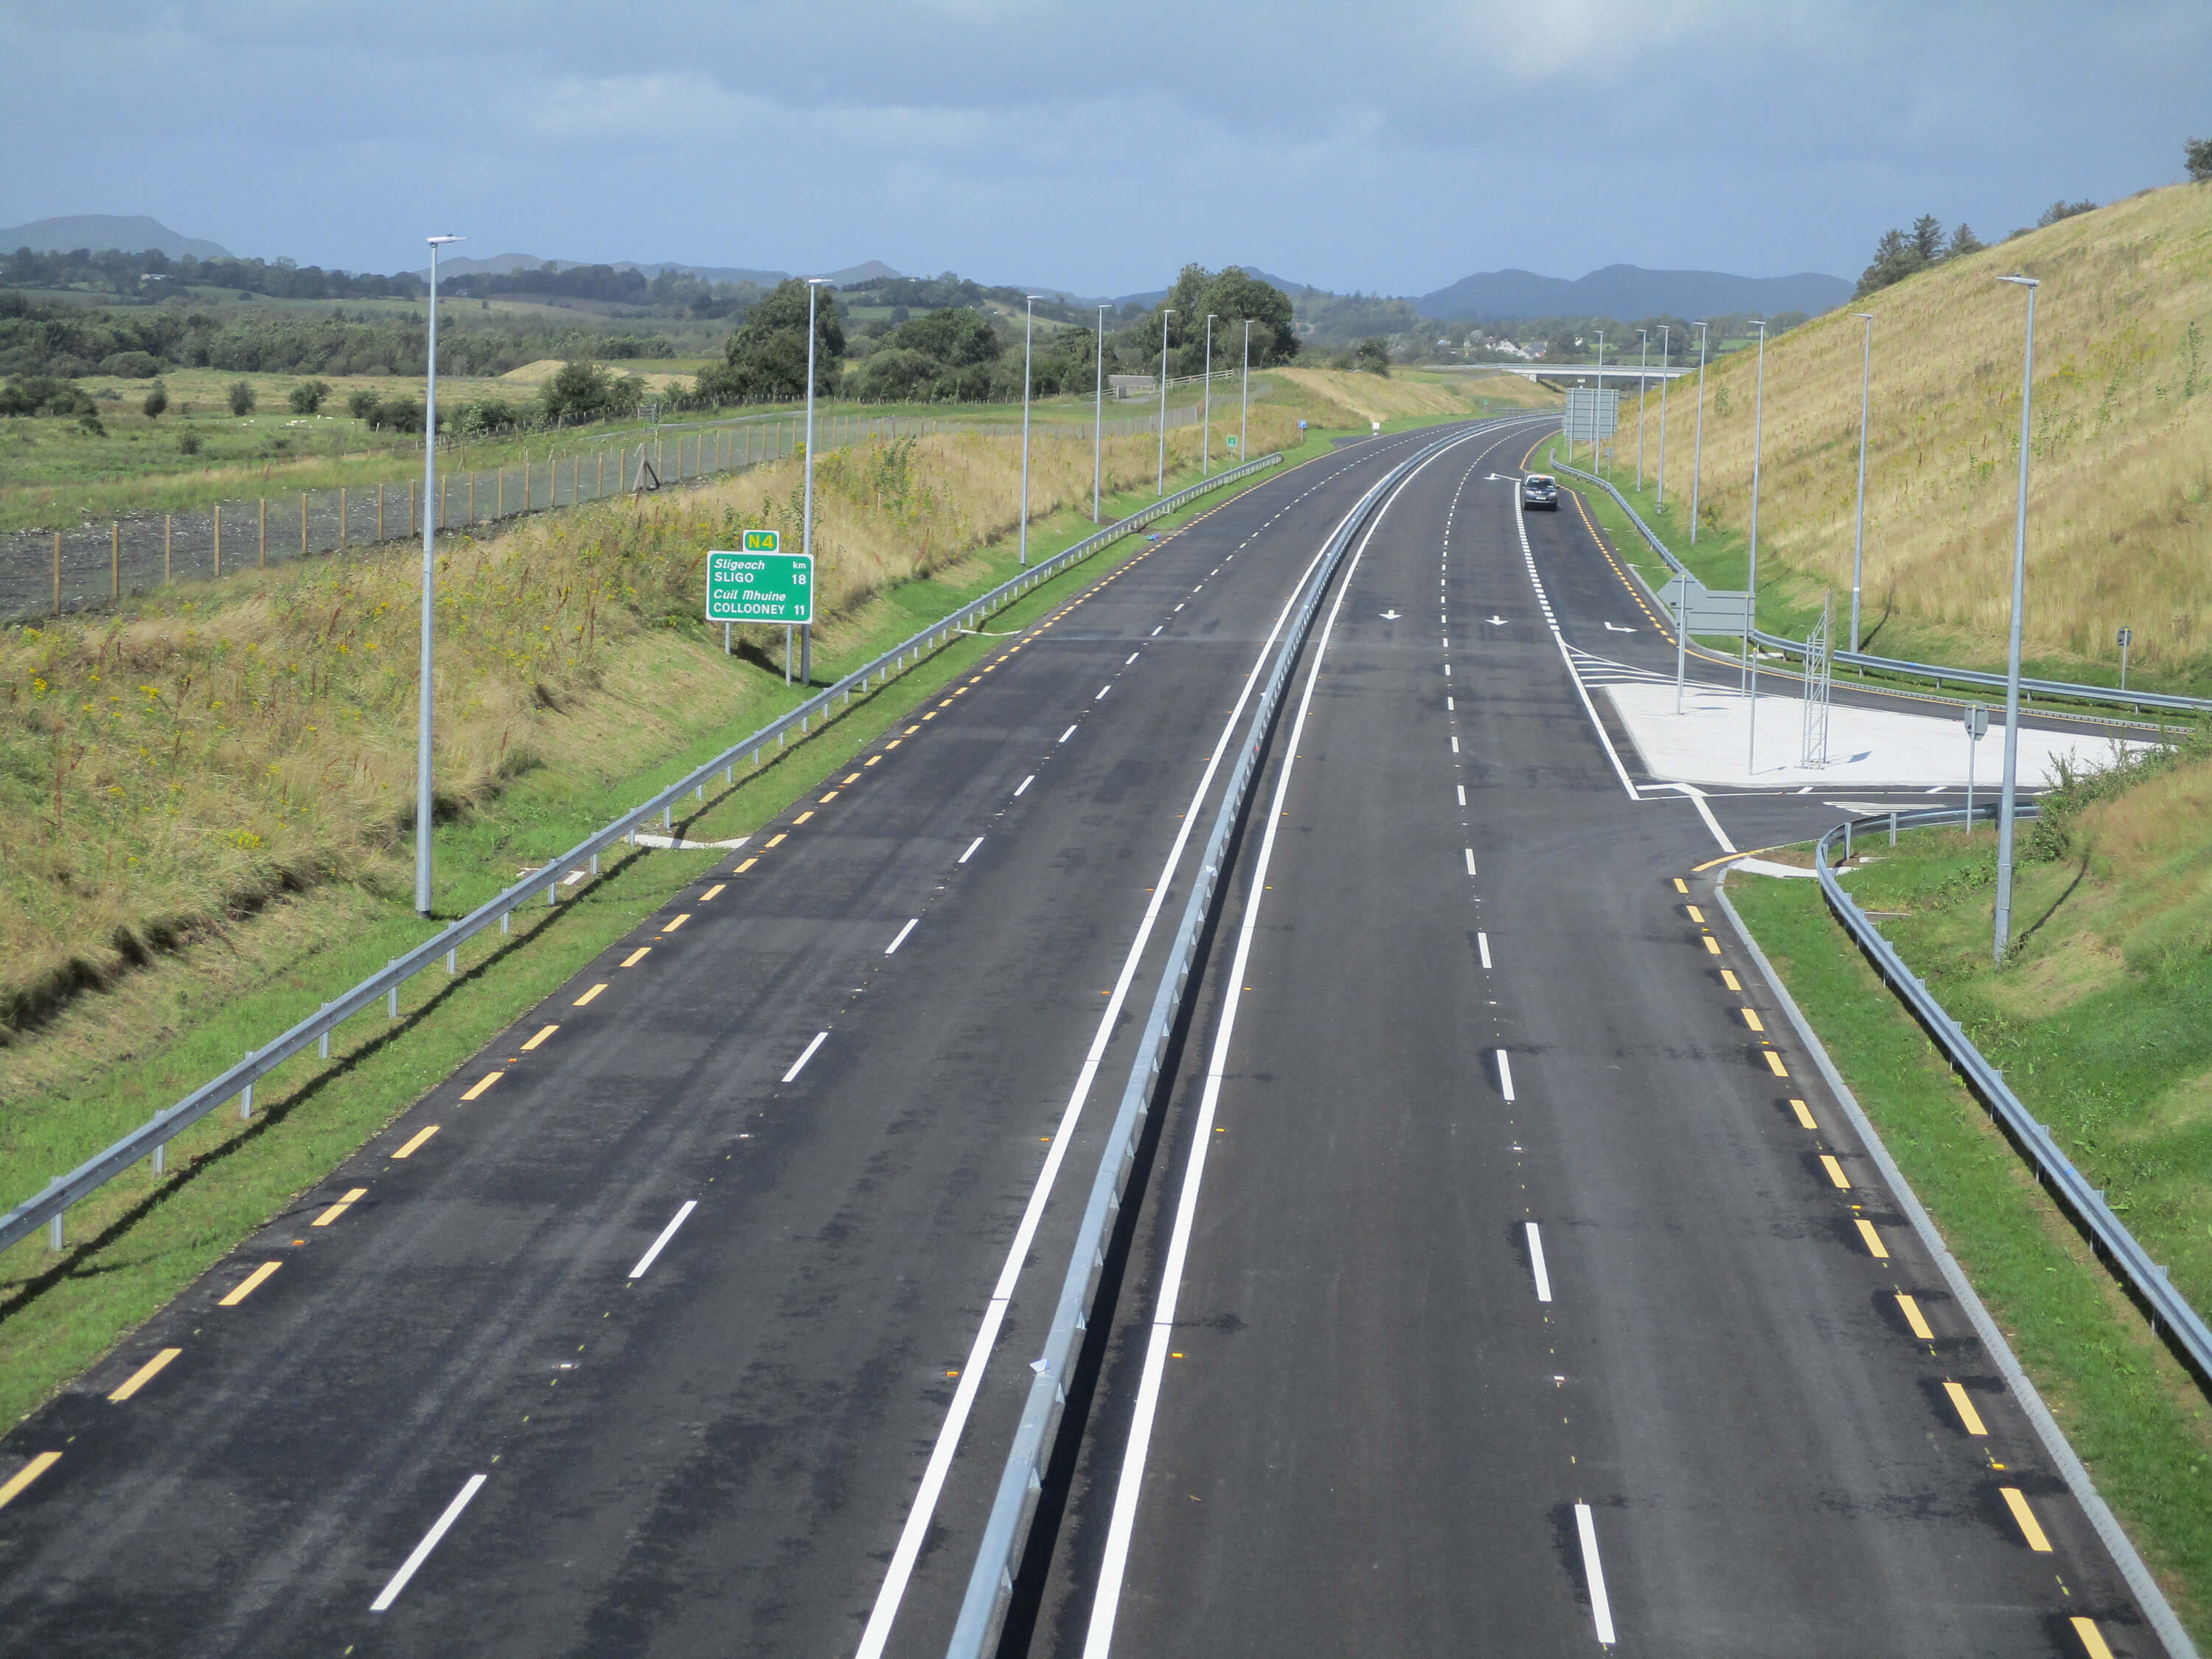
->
xmin=1416 ymin=262 xmax=1850 ymax=321
xmin=1632 ymin=181 xmax=2212 ymax=688
xmin=0 ymin=215 xmax=231 ymax=260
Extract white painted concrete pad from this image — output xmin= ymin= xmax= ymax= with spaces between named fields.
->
xmin=1604 ymin=680 xmax=2148 ymax=788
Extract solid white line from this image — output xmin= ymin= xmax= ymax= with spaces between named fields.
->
xmin=853 ymin=476 xmax=1382 ymax=1659
xmin=1575 ymin=1503 xmax=1618 ymax=1645
xmin=1464 ymin=848 xmax=1477 ymax=877
xmin=1015 ymin=775 xmax=1034 ymax=797
xmin=370 ymin=1474 xmax=487 ymax=1612
xmin=885 ymin=919 xmax=918 ymax=955
xmin=959 ymin=835 xmax=984 ymax=863
xmin=627 ymin=1200 xmax=698 ymax=1279
xmin=1526 ymin=1221 xmax=1553 ymax=1302
xmin=1478 ymin=931 xmax=1492 ymax=970
xmin=1512 ymin=490 xmax=1639 ymax=801
xmin=1058 ymin=724 xmax=1078 ymax=742
xmin=1498 ymin=1048 xmax=1516 ymax=1102
xmin=1663 ymin=782 xmax=1736 ymax=853
xmin=1084 ymin=422 xmax=1503 ymax=1659
xmin=782 ymin=1031 xmax=827 ymax=1082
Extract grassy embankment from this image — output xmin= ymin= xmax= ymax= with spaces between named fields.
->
xmin=1 ymin=372 xmax=1281 ymax=535
xmin=0 ymin=370 xmax=1470 ymax=1424
xmin=1612 ymin=183 xmax=2212 ymax=694
xmin=1727 ymin=744 xmax=2212 ymax=1636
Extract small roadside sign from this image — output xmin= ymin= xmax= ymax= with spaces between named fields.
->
xmin=1964 ymin=703 xmax=1989 ymax=740
xmin=706 ymin=534 xmax=813 ymax=624
xmin=1225 ymin=434 xmax=1238 ymax=451
xmin=2117 ymin=627 xmax=2132 ymax=647
xmin=1298 ymin=420 xmax=1308 ymax=434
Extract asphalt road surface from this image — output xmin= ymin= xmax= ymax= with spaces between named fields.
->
xmin=0 ymin=417 xmax=2168 ymax=1658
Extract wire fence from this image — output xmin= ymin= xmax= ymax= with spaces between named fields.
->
xmin=2 ymin=375 xmax=1269 ymax=625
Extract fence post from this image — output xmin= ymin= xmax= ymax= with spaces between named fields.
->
xmin=338 ymin=487 xmax=347 ymax=551
xmin=259 ymin=497 xmax=267 ymax=566
xmin=165 ymin=514 xmax=173 ymax=583
xmin=52 ymin=530 xmax=60 ymax=611
xmin=407 ymin=481 xmax=414 ymax=538
xmin=111 ymin=522 xmax=119 ymax=600
xmin=524 ymin=457 xmax=530 ymax=511
xmin=378 ymin=482 xmax=385 ymax=542
xmin=213 ymin=505 xmax=221 ymax=577
xmin=497 ymin=468 xmax=504 ymax=518
xmin=300 ymin=493 xmax=308 ymax=555
xmin=468 ymin=476 xmax=475 ymax=524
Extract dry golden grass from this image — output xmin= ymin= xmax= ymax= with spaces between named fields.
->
xmin=1646 ymin=184 xmax=2212 ymax=678
xmin=1270 ymin=366 xmax=1483 ymax=424
xmin=0 ymin=383 xmax=1339 ymax=1042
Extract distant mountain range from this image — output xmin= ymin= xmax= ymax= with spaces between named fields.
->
xmin=4 ymin=215 xmax=1851 ymax=324
xmin=1412 ymin=263 xmax=1852 ymax=321
xmin=0 ymin=215 xmax=232 ymax=260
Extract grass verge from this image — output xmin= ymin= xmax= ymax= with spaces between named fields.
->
xmin=1726 ymin=871 xmax=2212 ymax=1640
xmin=0 ymin=420 xmax=1394 ymax=1427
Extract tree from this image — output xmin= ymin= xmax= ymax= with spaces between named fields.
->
xmin=1909 ymin=215 xmax=1946 ymax=264
xmin=2037 ymin=198 xmax=2097 ymax=227
xmin=1854 ymin=227 xmax=1926 ymax=298
xmin=1354 ymin=337 xmax=1392 ymax=375
xmin=227 ymin=378 xmax=256 ymax=416
xmin=2190 ymin=136 xmax=2212 ymax=183
xmin=539 ymin=360 xmax=642 ymax=423
xmin=698 ymin=278 xmax=845 ymax=403
xmin=366 ymin=394 xmax=424 ymax=433
xmin=1945 ymin=223 xmax=1985 ymax=259
xmin=886 ymin=307 xmax=1001 ymax=367
xmin=347 ymin=388 xmax=380 ymax=420
xmin=142 ymin=386 xmax=167 ymax=420
xmin=288 ymin=378 xmax=330 ymax=414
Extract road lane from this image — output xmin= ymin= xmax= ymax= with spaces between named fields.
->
xmin=0 ymin=422 xmax=1551 ymax=1659
xmin=1041 ymin=440 xmax=2160 ymax=1655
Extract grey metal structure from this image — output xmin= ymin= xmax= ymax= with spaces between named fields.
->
xmin=0 ymin=453 xmax=1288 ymax=1261
xmin=1554 ymin=458 xmax=2212 ymax=718
xmin=942 ymin=423 xmax=1499 ymax=1659
xmin=1800 ymin=591 xmax=1834 ymax=768
xmin=1813 ymin=803 xmax=2212 ymax=1392
xmin=1562 ymin=386 xmax=1619 ymax=443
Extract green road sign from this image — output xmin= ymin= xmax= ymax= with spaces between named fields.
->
xmin=1225 ymin=435 xmax=1238 ymax=450
xmin=706 ymin=539 xmax=813 ymax=624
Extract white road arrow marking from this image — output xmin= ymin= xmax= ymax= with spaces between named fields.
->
xmin=1379 ymin=609 xmax=1402 ymax=620
xmin=1486 ymin=615 xmax=1509 ymax=626
xmin=1603 ymin=621 xmax=1635 ymax=633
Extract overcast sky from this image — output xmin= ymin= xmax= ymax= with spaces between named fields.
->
xmin=4 ymin=1 xmax=2206 ymax=295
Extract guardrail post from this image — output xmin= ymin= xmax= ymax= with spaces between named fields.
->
xmin=590 ymin=852 xmax=600 ymax=874
xmin=239 ymin=1079 xmax=254 ymax=1120
xmin=46 ymin=1179 xmax=64 ymax=1249
xmin=319 ymin=1009 xmax=332 ymax=1059
xmin=153 ymin=1139 xmax=164 ymax=1176
xmin=500 ymin=911 xmax=510 ymax=933
xmin=1888 ymin=812 xmax=1898 ymax=847
xmin=445 ymin=948 xmax=456 ymax=975
xmin=1843 ymin=821 xmax=1853 ymax=863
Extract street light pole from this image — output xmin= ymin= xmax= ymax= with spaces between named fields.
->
xmin=1635 ymin=327 xmax=1649 ymax=490
xmin=1240 ymin=319 xmax=1251 ymax=467
xmin=1993 ymin=274 xmax=2039 ymax=963
xmin=1020 ymin=295 xmax=1040 ymax=565
xmin=1592 ymin=332 xmax=1604 ymax=473
xmin=1156 ymin=309 xmax=1175 ymax=494
xmin=1093 ymin=304 xmax=1107 ymax=523
xmin=800 ymin=276 xmax=833 ymax=686
xmin=1201 ymin=314 xmax=1217 ymax=476
xmin=1850 ymin=312 xmax=1874 ymax=653
xmin=1745 ymin=319 xmax=1768 ymax=773
xmin=1655 ymin=324 xmax=1670 ymax=510
xmin=414 ymin=232 xmax=463 ymax=917
xmin=1689 ymin=321 xmax=1709 ymax=544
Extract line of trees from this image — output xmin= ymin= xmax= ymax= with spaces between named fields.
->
xmin=1 ymin=246 xmax=428 ymax=302
xmin=0 ymin=292 xmax=675 ymax=380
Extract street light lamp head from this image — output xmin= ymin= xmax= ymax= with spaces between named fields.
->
xmin=1999 ymin=274 xmax=2040 ymax=288
xmin=426 ymin=234 xmax=465 ymax=247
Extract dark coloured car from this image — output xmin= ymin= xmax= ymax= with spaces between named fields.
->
xmin=1521 ymin=473 xmax=1559 ymax=510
